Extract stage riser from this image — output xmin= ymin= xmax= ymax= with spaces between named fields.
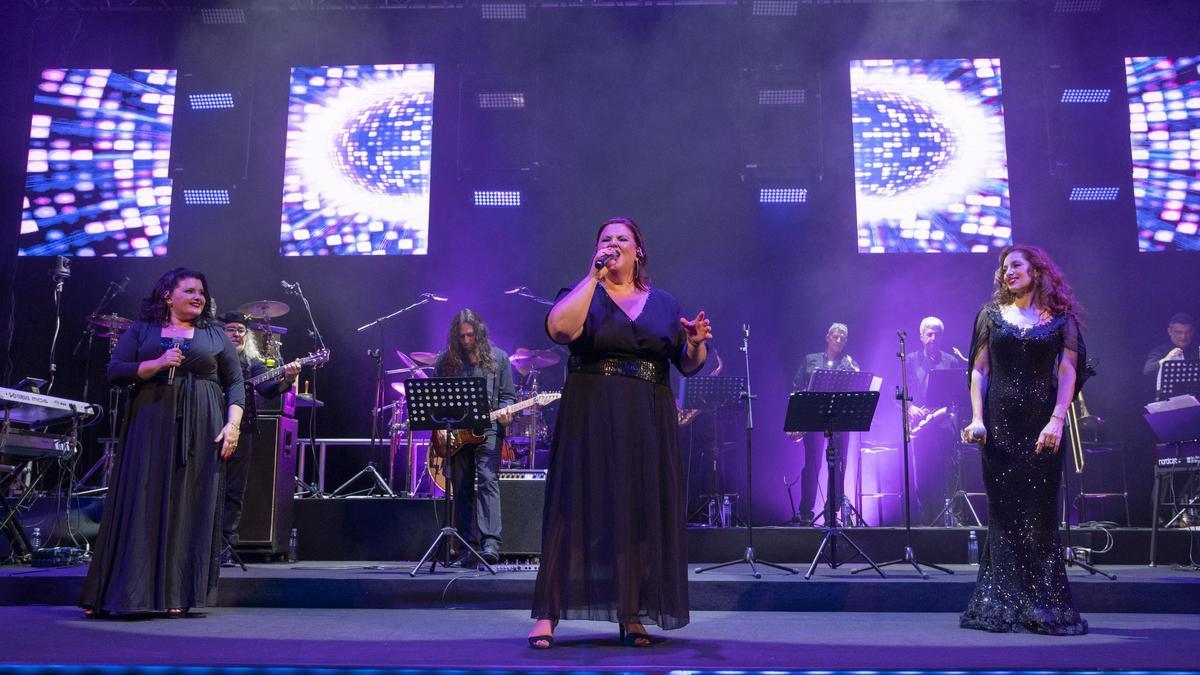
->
xmin=4 ymin=496 xmax=1196 ymax=566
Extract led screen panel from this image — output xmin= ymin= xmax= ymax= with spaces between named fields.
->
xmin=19 ymin=69 xmax=175 ymax=257
xmin=281 ymin=64 xmax=434 ymax=256
xmin=852 ymin=59 xmax=1011 ymax=253
xmin=1126 ymin=55 xmax=1200 ymax=252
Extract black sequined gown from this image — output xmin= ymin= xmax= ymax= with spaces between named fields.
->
xmin=960 ymin=305 xmax=1088 ymax=636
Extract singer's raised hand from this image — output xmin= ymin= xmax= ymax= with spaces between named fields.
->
xmin=680 ymin=311 xmax=713 ymax=347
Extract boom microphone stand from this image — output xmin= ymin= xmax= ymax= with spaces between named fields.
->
xmin=284 ymin=280 xmax=332 ymax=497
xmin=857 ymin=331 xmax=952 ymax=579
xmin=695 ymin=324 xmax=799 ymax=578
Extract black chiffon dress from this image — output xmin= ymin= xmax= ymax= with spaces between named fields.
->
xmin=81 ymin=321 xmax=244 ymax=615
xmin=960 ymin=305 xmax=1088 ymax=635
xmin=531 ymin=285 xmax=702 ymax=630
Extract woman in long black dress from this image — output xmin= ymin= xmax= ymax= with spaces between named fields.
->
xmin=529 ymin=217 xmax=712 ymax=648
xmin=81 ymin=268 xmax=244 ymax=617
xmin=960 ymin=244 xmax=1088 ymax=635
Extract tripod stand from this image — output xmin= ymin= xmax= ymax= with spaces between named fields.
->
xmin=1060 ymin=395 xmax=1115 ymax=580
xmin=406 ymin=377 xmax=496 ymax=576
xmin=683 ymin=375 xmax=745 ymax=527
xmin=785 ymin=390 xmax=885 ymax=579
xmin=923 ymin=368 xmax=982 ymax=528
xmin=695 ymin=324 xmax=798 ymax=578
xmin=859 ymin=331 xmax=952 ymax=579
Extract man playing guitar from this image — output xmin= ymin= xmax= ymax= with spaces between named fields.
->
xmin=433 ymin=309 xmax=516 ymax=566
xmin=905 ymin=316 xmax=968 ymax=525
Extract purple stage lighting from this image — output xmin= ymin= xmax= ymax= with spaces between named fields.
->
xmin=19 ymin=68 xmax=176 ymax=257
xmin=1126 ymin=55 xmax=1200 ymax=252
xmin=188 ymin=92 xmax=235 ymax=110
xmin=1068 ymin=186 xmax=1119 ymax=201
xmin=474 ymin=190 xmax=521 ymax=207
xmin=182 ymin=188 xmax=231 ymax=205
xmin=851 ymin=59 xmax=1012 ymax=254
xmin=281 ymin=64 xmax=434 ymax=256
xmin=759 ymin=187 xmax=807 ymax=204
xmin=1060 ymin=88 xmax=1111 ymax=104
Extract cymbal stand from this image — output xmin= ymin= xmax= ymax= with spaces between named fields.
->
xmin=74 ymin=334 xmax=126 ymax=496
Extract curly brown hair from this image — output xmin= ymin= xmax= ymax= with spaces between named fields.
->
xmin=439 ymin=309 xmax=496 ymax=376
xmin=991 ymin=245 xmax=1084 ymax=324
xmin=595 ymin=217 xmax=651 ymax=291
xmin=139 ymin=267 xmax=216 ymax=327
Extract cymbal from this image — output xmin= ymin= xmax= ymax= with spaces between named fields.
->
xmin=409 ymin=351 xmax=438 ymax=366
xmin=97 ymin=331 xmax=124 ymax=340
xmin=385 ymin=366 xmax=432 ymax=377
xmin=395 ymin=350 xmax=418 ymax=368
xmin=237 ymin=299 xmax=290 ymax=319
xmin=391 ymin=382 xmax=407 ymax=396
xmin=510 ymin=349 xmax=560 ymax=370
xmin=88 ymin=313 xmax=131 ymax=330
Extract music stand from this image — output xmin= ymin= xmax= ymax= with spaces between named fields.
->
xmin=1158 ymin=361 xmax=1200 ymax=400
xmin=922 ymin=367 xmax=983 ymax=528
xmin=683 ymin=376 xmax=746 ymax=526
xmin=785 ymin=390 xmax=885 ymax=579
xmin=806 ymin=369 xmax=874 ymax=528
xmin=405 ymin=377 xmax=496 ymax=576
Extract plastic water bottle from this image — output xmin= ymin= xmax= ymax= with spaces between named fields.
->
xmin=943 ymin=498 xmax=956 ymax=528
xmin=720 ymin=495 xmax=732 ymax=528
xmin=30 ymin=527 xmax=41 ymax=551
xmin=287 ymin=528 xmax=298 ymax=563
xmin=967 ymin=530 xmax=979 ymax=565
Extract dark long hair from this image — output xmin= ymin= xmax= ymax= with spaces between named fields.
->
xmin=595 ymin=217 xmax=651 ymax=291
xmin=991 ymin=244 xmax=1084 ymax=325
xmin=139 ymin=267 xmax=216 ymax=327
xmin=440 ymin=309 xmax=496 ymax=375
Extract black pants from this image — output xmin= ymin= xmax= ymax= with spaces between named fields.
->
xmin=450 ymin=437 xmax=502 ymax=550
xmin=221 ymin=434 xmax=254 ymax=546
xmin=799 ymin=431 xmax=849 ymax=520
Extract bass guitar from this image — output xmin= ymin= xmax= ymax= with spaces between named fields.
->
xmin=431 ymin=391 xmax=561 ymax=458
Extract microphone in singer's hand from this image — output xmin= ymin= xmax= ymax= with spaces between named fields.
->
xmin=166 ymin=338 xmax=184 ymax=385
xmin=594 ymin=252 xmax=616 ymax=269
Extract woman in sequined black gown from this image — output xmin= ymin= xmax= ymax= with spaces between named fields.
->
xmin=960 ymin=245 xmax=1089 ymax=635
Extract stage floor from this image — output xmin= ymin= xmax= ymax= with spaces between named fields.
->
xmin=1 ymin=606 xmax=1197 ymax=672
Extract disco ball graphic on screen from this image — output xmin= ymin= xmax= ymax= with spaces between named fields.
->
xmin=851 ymin=59 xmax=1011 ymax=254
xmin=334 ymin=93 xmax=430 ymax=196
xmin=281 ymin=64 xmax=434 ymax=256
xmin=853 ymin=90 xmax=958 ymax=197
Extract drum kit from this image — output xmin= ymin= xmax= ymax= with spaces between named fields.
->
xmin=388 ymin=346 xmax=561 ymax=497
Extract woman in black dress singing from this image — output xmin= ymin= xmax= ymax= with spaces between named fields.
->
xmin=81 ymin=268 xmax=244 ymax=617
xmin=960 ymin=244 xmax=1088 ymax=635
xmin=528 ymin=217 xmax=712 ymax=648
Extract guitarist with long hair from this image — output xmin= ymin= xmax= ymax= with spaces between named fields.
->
xmin=217 ymin=312 xmax=303 ymax=566
xmin=435 ymin=309 xmax=516 ymax=566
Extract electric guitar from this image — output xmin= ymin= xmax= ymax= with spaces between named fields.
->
xmin=431 ymin=391 xmax=561 ymax=458
xmin=245 ymin=349 xmax=330 ymax=387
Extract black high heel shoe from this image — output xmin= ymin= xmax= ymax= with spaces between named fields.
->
xmin=528 ymin=620 xmax=557 ymax=650
xmin=619 ymin=624 xmax=659 ymax=647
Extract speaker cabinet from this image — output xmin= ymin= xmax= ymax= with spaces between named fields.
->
xmin=237 ymin=415 xmax=298 ymax=554
xmin=499 ymin=469 xmax=545 ymax=555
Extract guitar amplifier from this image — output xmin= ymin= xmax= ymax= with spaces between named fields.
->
xmin=236 ymin=415 xmax=298 ymax=555
xmin=499 ymin=470 xmax=546 ymax=555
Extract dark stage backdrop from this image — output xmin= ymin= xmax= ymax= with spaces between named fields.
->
xmin=1 ymin=2 xmax=1198 ymax=527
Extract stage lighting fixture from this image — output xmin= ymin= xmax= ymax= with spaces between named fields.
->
xmin=759 ymin=187 xmax=808 ymax=204
xmin=758 ymin=89 xmax=806 ymax=106
xmin=1060 ymin=88 xmax=1111 ymax=104
xmin=473 ymin=190 xmax=521 ymax=207
xmin=188 ymin=92 xmax=236 ymax=110
xmin=1053 ymin=0 xmax=1102 ymax=12
xmin=751 ymin=0 xmax=799 ymax=17
xmin=182 ymin=188 xmax=232 ymax=206
xmin=200 ymin=8 xmax=246 ymax=25
xmin=477 ymin=92 xmax=526 ymax=109
xmin=481 ymin=2 xmax=526 ymax=20
xmin=1068 ymin=186 xmax=1119 ymax=201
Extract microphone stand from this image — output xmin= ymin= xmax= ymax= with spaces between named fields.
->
xmin=504 ymin=286 xmax=554 ymax=307
xmin=73 ymin=278 xmax=127 ymax=403
xmin=285 ymin=281 xmax=330 ymax=497
xmin=349 ymin=294 xmax=441 ymax=497
xmin=46 ymin=265 xmax=70 ymax=394
xmin=695 ymin=324 xmax=799 ymax=578
xmin=857 ymin=331 xmax=952 ymax=579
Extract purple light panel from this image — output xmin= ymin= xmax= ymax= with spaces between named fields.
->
xmin=19 ymin=68 xmax=175 ymax=257
xmin=851 ymin=59 xmax=1012 ymax=254
xmin=281 ymin=64 xmax=434 ymax=256
xmin=1126 ymin=55 xmax=1200 ymax=252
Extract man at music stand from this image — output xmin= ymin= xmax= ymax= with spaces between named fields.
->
xmin=432 ymin=310 xmax=515 ymax=566
xmin=790 ymin=323 xmax=861 ymax=526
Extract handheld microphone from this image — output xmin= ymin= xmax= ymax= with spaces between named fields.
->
xmin=422 ymin=293 xmax=448 ymax=302
xmin=594 ymin=253 xmax=615 ymax=269
xmin=166 ymin=338 xmax=184 ymax=385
